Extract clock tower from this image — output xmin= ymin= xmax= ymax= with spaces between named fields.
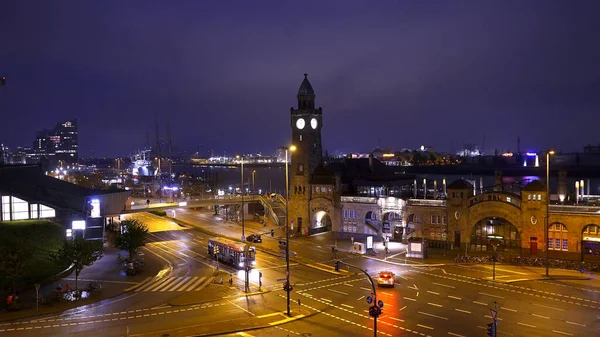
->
xmin=288 ymin=73 xmax=323 ymax=234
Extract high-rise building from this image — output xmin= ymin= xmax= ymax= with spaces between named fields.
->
xmin=32 ymin=119 xmax=78 ymax=166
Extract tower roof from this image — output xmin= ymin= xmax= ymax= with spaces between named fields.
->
xmin=522 ymin=180 xmax=546 ymax=191
xmin=297 ymin=73 xmax=315 ymax=96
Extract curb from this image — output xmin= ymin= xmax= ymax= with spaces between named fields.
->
xmin=361 ymin=255 xmax=447 ymax=267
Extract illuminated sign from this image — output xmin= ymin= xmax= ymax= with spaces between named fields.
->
xmin=502 ymin=152 xmax=513 ymax=157
xmin=382 ymin=153 xmax=395 ymax=158
xmin=525 ymin=152 xmax=537 ymax=157
xmin=72 ymin=220 xmax=86 ymax=230
xmin=90 ymin=199 xmax=101 ymax=218
xmin=178 ymin=201 xmax=188 ymax=207
xmin=366 ymin=236 xmax=373 ymax=249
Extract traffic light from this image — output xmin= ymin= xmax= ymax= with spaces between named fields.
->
xmin=368 ymin=305 xmax=382 ymax=318
xmin=271 ymin=229 xmax=274 ymax=237
xmin=486 ymin=322 xmax=496 ymax=337
xmin=334 ymin=261 xmax=340 ymax=272
xmin=283 ymin=282 xmax=293 ymax=292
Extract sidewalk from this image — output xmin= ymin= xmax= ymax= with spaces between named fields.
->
xmin=0 ymin=243 xmax=163 ymax=322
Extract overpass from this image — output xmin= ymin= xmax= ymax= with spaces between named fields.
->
xmin=123 ymin=194 xmax=288 ymax=226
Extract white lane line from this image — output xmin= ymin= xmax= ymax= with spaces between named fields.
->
xmin=428 ymin=302 xmax=443 ymax=308
xmin=484 ymin=315 xmax=503 ymax=321
xmin=473 ymin=301 xmax=487 ymax=306
xmin=399 ymin=306 xmax=407 ymax=311
xmin=531 ymin=313 xmax=550 ymax=319
xmin=321 ymin=298 xmax=332 ymax=302
xmin=552 ymin=330 xmax=573 ymax=336
xmin=343 ymin=283 xmax=354 ymax=287
xmin=357 ymin=296 xmax=365 ymax=301
xmin=517 ymin=322 xmax=536 ymax=328
xmin=448 ymin=333 xmax=465 ymax=337
xmin=389 ymin=317 xmax=404 ymax=322
xmin=418 ymin=311 xmax=448 ymax=320
xmin=427 ymin=291 xmax=440 ymax=295
xmin=404 ymin=297 xmax=417 ymax=302
xmin=532 ymin=303 xmax=564 ymax=311
xmin=433 ymin=282 xmax=455 ymax=289
xmin=478 ymin=292 xmax=504 ymax=299
xmin=380 ymin=291 xmax=393 ymax=297
xmin=417 ymin=324 xmax=434 ymax=330
xmin=448 ymin=295 xmax=462 ymax=300
xmin=328 ymin=289 xmax=349 ymax=296
xmin=501 ymin=306 xmax=517 ymax=312
xmin=565 ymin=321 xmax=586 ymax=327
xmin=341 ymin=304 xmax=354 ymax=309
xmin=455 ymin=308 xmax=471 ymax=314
xmin=360 ymin=287 xmax=372 ymax=292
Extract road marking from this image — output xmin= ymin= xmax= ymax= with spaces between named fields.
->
xmin=418 ymin=311 xmax=448 ymax=320
xmin=517 ymin=322 xmax=536 ymax=328
xmin=321 ymin=298 xmax=332 ymax=302
xmin=389 ymin=317 xmax=404 ymax=322
xmin=448 ymin=332 xmax=465 ymax=337
xmin=532 ymin=303 xmax=564 ymax=311
xmin=154 ymin=277 xmax=181 ymax=292
xmin=194 ymin=277 xmax=215 ymax=291
xmin=501 ymin=306 xmax=517 ymax=312
xmin=237 ymin=332 xmax=255 ymax=337
xmin=404 ymin=297 xmax=417 ymax=301
xmin=552 ymin=330 xmax=573 ymax=336
xmin=328 ymin=289 xmax=349 ymax=296
xmin=185 ymin=277 xmax=206 ymax=291
xmin=124 ymin=277 xmax=153 ymax=291
xmin=455 ymin=308 xmax=471 ymax=314
xmin=269 ymin=314 xmax=305 ymax=326
xmin=478 ymin=292 xmax=504 ymax=299
xmin=169 ymin=277 xmax=191 ymax=291
xmin=399 ymin=306 xmax=407 ymax=311
xmin=448 ymin=295 xmax=462 ymax=300
xmin=531 ymin=313 xmax=550 ymax=319
xmin=341 ymin=304 xmax=354 ymax=309
xmin=360 ymin=287 xmax=372 ymax=292
xmin=428 ymin=302 xmax=443 ymax=307
xmin=565 ymin=321 xmax=586 ymax=327
xmin=417 ymin=324 xmax=434 ymax=330
xmin=472 ymin=301 xmax=487 ymax=306
xmin=433 ymin=282 xmax=454 ymax=289
xmin=257 ymin=312 xmax=282 ymax=319
xmin=139 ymin=277 xmax=172 ymax=292
xmin=379 ymin=292 xmax=393 ymax=296
xmin=343 ymin=283 xmax=354 ymax=287
xmin=357 ymin=296 xmax=365 ymax=301
xmin=427 ymin=290 xmax=440 ymax=295
xmin=481 ymin=266 xmax=529 ymax=275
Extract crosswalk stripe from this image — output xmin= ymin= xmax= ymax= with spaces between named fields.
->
xmin=124 ymin=277 xmax=152 ymax=292
xmin=142 ymin=277 xmax=174 ymax=292
xmin=169 ymin=277 xmax=191 ymax=291
xmin=154 ymin=278 xmax=181 ymax=292
xmin=185 ymin=277 xmax=206 ymax=291
xmin=195 ymin=277 xmax=215 ymax=291
xmin=173 ymin=276 xmax=198 ymax=291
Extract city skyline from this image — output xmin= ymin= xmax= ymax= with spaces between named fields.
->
xmin=1 ymin=1 xmax=600 ymax=157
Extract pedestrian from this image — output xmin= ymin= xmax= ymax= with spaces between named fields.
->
xmin=229 ymin=273 xmax=233 ymax=286
xmin=6 ymin=295 xmax=13 ymax=305
xmin=65 ymin=284 xmax=71 ymax=293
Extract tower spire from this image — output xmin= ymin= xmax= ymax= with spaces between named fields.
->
xmin=297 ymin=73 xmax=315 ymax=109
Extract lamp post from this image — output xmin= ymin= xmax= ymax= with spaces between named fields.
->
xmin=545 ymin=150 xmax=554 ymax=277
xmin=281 ymin=145 xmax=296 ymax=316
xmin=236 ymin=155 xmax=248 ymax=292
xmin=252 ymin=170 xmax=256 ymax=195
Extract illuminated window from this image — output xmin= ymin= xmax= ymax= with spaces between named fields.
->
xmin=2 ymin=196 xmax=10 ymax=221
xmin=299 ymin=135 xmax=303 ymax=142
xmin=548 ymin=238 xmax=553 ymax=249
xmin=320 ymin=186 xmax=325 ymax=193
xmin=506 ymin=197 xmax=511 ymax=203
xmin=562 ymin=239 xmax=568 ymax=251
xmin=527 ymin=194 xmax=531 ymax=201
xmin=40 ymin=205 xmax=55 ymax=218
xmin=30 ymin=204 xmax=38 ymax=219
xmin=538 ymin=194 xmax=542 ymax=200
xmin=11 ymin=196 xmax=29 ymax=220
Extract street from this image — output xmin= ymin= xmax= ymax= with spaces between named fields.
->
xmin=1 ymin=209 xmax=599 ymax=336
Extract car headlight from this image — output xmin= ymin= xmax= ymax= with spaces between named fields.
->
xmin=238 ymin=262 xmax=244 ymax=267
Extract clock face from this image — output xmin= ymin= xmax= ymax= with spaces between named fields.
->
xmin=296 ymin=118 xmax=305 ymax=130
xmin=454 ymin=211 xmax=460 ymax=220
xmin=310 ymin=118 xmax=318 ymax=129
xmin=531 ymin=216 xmax=538 ymax=225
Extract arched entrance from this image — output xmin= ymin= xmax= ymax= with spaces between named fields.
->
xmin=310 ymin=211 xmax=332 ymax=235
xmin=383 ymin=212 xmax=403 ymax=242
xmin=470 ymin=217 xmax=521 ymax=252
xmin=582 ymin=224 xmax=600 ymax=258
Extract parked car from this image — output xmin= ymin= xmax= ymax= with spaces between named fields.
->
xmin=377 ymin=271 xmax=395 ymax=287
xmin=247 ymin=234 xmax=262 ymax=243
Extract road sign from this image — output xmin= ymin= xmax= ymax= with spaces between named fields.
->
xmin=242 ymin=235 xmax=246 ymax=242
xmin=490 ymin=309 xmax=497 ymax=320
xmin=366 ymin=296 xmax=373 ymax=304
xmin=377 ymin=300 xmax=384 ymax=308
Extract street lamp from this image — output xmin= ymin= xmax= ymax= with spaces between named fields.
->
xmin=236 ymin=155 xmax=249 ymax=292
xmin=252 ymin=170 xmax=256 ymax=195
xmin=280 ymin=145 xmax=296 ymax=316
xmin=545 ymin=150 xmax=555 ymax=277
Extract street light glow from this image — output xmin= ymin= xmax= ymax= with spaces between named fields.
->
xmin=289 ymin=145 xmax=297 ymax=152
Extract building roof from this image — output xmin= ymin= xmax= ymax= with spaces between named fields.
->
xmin=447 ymin=179 xmax=474 ymax=190
xmin=521 ymin=180 xmax=546 ymax=192
xmin=311 ymin=165 xmax=336 ymax=185
xmin=326 ymin=157 xmax=414 ymax=185
xmin=297 ymin=73 xmax=315 ymax=96
xmin=0 ymin=164 xmax=128 ymax=214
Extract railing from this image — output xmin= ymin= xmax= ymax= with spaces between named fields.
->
xmin=549 ymin=204 xmax=600 ymax=214
xmin=406 ymin=199 xmax=447 ymax=207
xmin=341 ymin=196 xmax=378 ymax=204
xmin=276 ymin=194 xmax=286 ymax=207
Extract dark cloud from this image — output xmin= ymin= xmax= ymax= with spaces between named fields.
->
xmin=1 ymin=1 xmax=599 ymax=157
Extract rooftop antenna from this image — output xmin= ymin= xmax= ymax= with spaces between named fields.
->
xmin=167 ymin=120 xmax=173 ymax=177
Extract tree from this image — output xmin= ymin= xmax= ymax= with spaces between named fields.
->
xmin=0 ymin=243 xmax=32 ymax=304
xmin=114 ymin=219 xmax=149 ymax=261
xmin=51 ymin=236 xmax=103 ymax=295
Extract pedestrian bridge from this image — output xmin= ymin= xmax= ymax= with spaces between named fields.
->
xmin=122 ymin=194 xmax=287 ymax=226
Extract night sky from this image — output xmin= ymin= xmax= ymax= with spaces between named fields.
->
xmin=1 ymin=1 xmax=599 ymax=158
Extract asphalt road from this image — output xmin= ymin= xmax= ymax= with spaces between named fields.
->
xmin=2 ymin=210 xmax=600 ymax=337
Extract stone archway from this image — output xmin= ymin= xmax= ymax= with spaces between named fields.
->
xmin=470 ymin=217 xmax=521 ymax=252
xmin=383 ymin=211 xmax=403 ymax=241
xmin=582 ymin=224 xmax=600 ymax=258
xmin=310 ymin=210 xmax=332 ymax=235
